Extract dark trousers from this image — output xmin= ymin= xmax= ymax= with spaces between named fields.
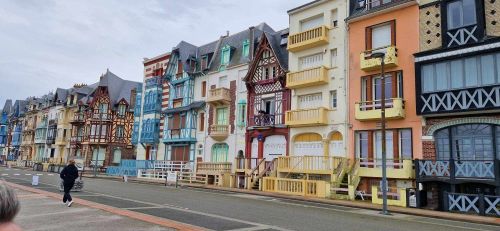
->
xmin=63 ymin=182 xmax=74 ymax=203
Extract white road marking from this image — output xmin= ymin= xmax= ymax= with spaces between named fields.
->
xmin=1 ymin=174 xmax=8 ymax=176
xmin=13 ymin=174 xmax=20 ymax=176
xmin=36 ymin=174 xmax=43 ymax=176
xmin=25 ymin=174 xmax=31 ymax=176
xmin=48 ymin=174 xmax=54 ymax=176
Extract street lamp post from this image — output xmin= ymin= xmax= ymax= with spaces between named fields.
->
xmin=371 ymin=51 xmax=390 ymax=215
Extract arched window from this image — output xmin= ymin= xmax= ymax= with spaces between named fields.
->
xmin=211 ymin=143 xmax=229 ymax=162
xmin=435 ymin=124 xmax=498 ymax=160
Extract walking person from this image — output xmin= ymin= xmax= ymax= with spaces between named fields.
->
xmin=60 ymin=159 xmax=79 ymax=207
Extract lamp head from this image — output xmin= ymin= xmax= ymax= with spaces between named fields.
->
xmin=370 ymin=52 xmax=385 ymax=59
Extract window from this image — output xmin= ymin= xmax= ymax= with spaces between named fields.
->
xmin=221 ymin=45 xmax=231 ymax=67
xmin=330 ymin=90 xmax=337 ymax=109
xmin=201 ymin=55 xmax=209 ymax=70
xmin=242 ymin=39 xmax=249 ymax=57
xmin=420 ymin=52 xmax=500 ymax=93
xmin=199 ymin=113 xmax=205 ymax=131
xmin=399 ymin=129 xmax=412 ymax=159
xmin=300 ymin=14 xmax=323 ymax=31
xmin=298 ymin=93 xmax=322 ymax=109
xmin=436 ymin=124 xmax=498 ymax=160
xmin=113 ymin=149 xmax=122 ymax=164
xmin=299 ymin=53 xmax=323 ymax=70
xmin=331 ymin=49 xmax=337 ymax=68
xmin=175 ymin=84 xmax=183 ymax=99
xmin=366 ymin=22 xmax=394 ymax=51
xmin=447 ymin=0 xmax=477 ymax=30
xmin=216 ymin=107 xmax=228 ymax=125
xmin=201 ymin=81 xmax=207 ymax=97
xmin=212 ymin=143 xmax=229 ymax=162
xmin=117 ymin=104 xmax=126 ymax=117
xmin=99 ymin=103 xmax=108 ymax=114
xmin=331 ymin=9 xmax=338 ymax=28
xmin=218 ymin=76 xmax=228 ymax=88
xmin=116 ymin=125 xmax=124 ymax=138
xmin=237 ymin=102 xmax=246 ymax=126
xmin=262 ymin=98 xmax=275 ymax=114
xmin=356 ymin=132 xmax=369 ymax=159
xmin=361 ymin=72 xmax=402 ymax=103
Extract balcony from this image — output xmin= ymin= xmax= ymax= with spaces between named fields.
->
xmin=196 ymin=162 xmax=232 ymax=175
xmin=34 ymin=136 xmax=46 ymax=144
xmin=143 ymin=103 xmax=161 ymax=114
xmin=163 ymin=128 xmax=195 ymax=143
xmin=140 ymin=132 xmax=159 ymax=144
xmin=358 ymin=159 xmax=414 ymax=179
xmin=209 ymin=124 xmax=230 ymax=141
xmin=276 ymin=156 xmax=344 ymax=175
xmin=90 ymin=113 xmax=112 ymax=121
xmin=71 ymin=113 xmax=85 ymax=123
xmin=285 ymin=107 xmax=328 ymax=127
xmin=46 ymin=137 xmax=55 ymax=145
xmin=286 ymin=66 xmax=328 ymax=89
xmin=206 ymin=88 xmax=230 ymax=105
xmin=360 ymin=46 xmax=398 ymax=71
xmin=416 ymin=159 xmax=498 ymax=182
xmin=355 ymin=98 xmax=405 ymax=121
xmin=70 ymin=136 xmax=83 ymax=145
xmin=287 ymin=25 xmax=329 ymax=52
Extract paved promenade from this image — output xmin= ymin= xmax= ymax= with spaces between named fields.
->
xmin=2 ymin=166 xmax=499 ymax=231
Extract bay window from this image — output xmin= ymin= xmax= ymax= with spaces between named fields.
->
xmin=355 ymin=128 xmax=413 ymax=166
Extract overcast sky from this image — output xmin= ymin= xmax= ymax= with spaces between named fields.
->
xmin=0 ymin=0 xmax=311 ymax=107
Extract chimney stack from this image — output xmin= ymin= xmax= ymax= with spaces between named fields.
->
xmin=249 ymin=26 xmax=255 ymax=61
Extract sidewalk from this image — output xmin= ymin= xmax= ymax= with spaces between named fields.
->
xmin=5 ymin=181 xmax=205 ymax=231
xmin=83 ymin=174 xmax=500 ymax=226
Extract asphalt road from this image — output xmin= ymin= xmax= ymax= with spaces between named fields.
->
xmin=1 ymin=166 xmax=498 ymax=231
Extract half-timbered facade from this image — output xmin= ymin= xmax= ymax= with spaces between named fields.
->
xmin=245 ymin=30 xmax=290 ymax=162
xmin=162 ymin=44 xmax=204 ymax=162
xmin=75 ymin=70 xmax=139 ymax=167
xmin=414 ymin=0 xmax=500 ymax=212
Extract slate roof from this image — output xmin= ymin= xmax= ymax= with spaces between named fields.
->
xmin=172 ymin=22 xmax=277 ymax=74
xmin=264 ymin=28 xmax=289 ymax=71
xmin=54 ymin=88 xmax=69 ymax=105
xmin=347 ymin=0 xmax=416 ymax=21
xmin=11 ymin=100 xmax=27 ymax=117
xmin=2 ymin=100 xmax=13 ymax=115
xmin=95 ymin=69 xmax=141 ymax=106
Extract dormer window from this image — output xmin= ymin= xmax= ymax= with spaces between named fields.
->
xmin=221 ymin=45 xmax=231 ymax=66
xmin=242 ymin=39 xmax=250 ymax=57
xmin=201 ymin=55 xmax=209 ymax=70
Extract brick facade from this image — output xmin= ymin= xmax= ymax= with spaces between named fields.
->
xmin=229 ymin=81 xmax=236 ymax=134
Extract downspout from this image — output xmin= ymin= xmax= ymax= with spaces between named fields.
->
xmin=345 ymin=9 xmax=351 ymax=160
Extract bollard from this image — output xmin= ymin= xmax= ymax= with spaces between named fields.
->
xmin=123 ymin=175 xmax=128 ymax=182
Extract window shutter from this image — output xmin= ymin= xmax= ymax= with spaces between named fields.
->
xmin=365 ymin=27 xmax=372 ymax=50
xmin=201 ymin=81 xmax=207 ymax=97
xmin=200 ymin=113 xmax=205 ymax=131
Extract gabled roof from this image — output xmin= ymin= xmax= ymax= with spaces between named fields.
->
xmin=171 ymin=22 xmax=277 ymax=74
xmin=95 ymin=69 xmax=141 ymax=106
xmin=54 ymin=88 xmax=69 ymax=104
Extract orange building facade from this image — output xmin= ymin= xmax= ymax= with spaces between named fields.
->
xmin=347 ymin=0 xmax=421 ymax=195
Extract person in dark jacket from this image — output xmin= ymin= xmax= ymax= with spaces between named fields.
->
xmin=60 ymin=159 xmax=79 ymax=207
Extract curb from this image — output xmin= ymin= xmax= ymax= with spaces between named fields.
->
xmin=85 ymin=175 xmax=500 ymax=226
xmin=4 ymin=181 xmax=207 ymax=231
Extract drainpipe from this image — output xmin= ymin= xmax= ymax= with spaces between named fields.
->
xmin=249 ymin=26 xmax=255 ymax=62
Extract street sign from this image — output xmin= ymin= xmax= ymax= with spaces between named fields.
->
xmin=32 ymin=175 xmax=39 ymax=186
xmin=166 ymin=171 xmax=177 ymax=185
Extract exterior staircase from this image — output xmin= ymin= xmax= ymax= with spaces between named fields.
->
xmin=331 ymin=159 xmax=361 ymax=200
xmin=248 ymin=158 xmax=276 ymax=190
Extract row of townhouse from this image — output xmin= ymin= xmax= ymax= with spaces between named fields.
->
xmin=1 ymin=0 xmax=498 ymax=215
xmin=1 ymin=71 xmax=141 ymax=169
xmin=130 ymin=0 xmax=500 ymax=215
